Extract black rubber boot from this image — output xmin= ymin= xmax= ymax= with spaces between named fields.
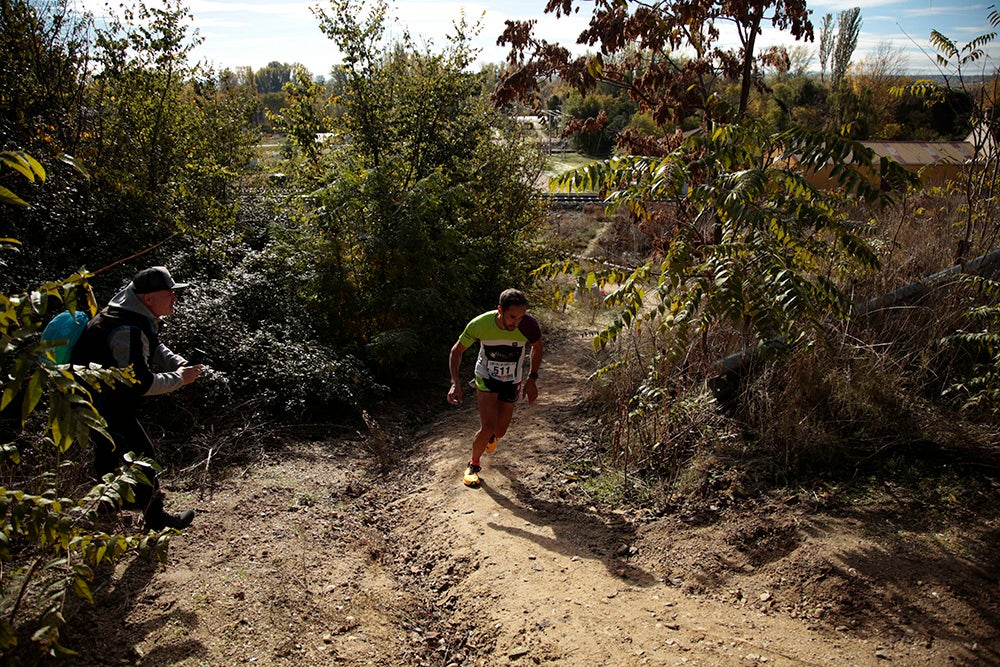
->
xmin=163 ymin=509 xmax=195 ymax=529
xmin=144 ymin=493 xmax=195 ymax=531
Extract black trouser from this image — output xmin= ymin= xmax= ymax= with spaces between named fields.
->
xmin=92 ymin=403 xmax=162 ymax=518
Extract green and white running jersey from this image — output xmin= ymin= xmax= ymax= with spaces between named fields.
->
xmin=458 ymin=310 xmax=541 ymax=384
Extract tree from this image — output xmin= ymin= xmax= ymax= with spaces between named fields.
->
xmin=2 ymin=0 xmax=259 ymax=292
xmin=87 ymin=0 xmax=201 ymax=199
xmin=254 ymin=61 xmax=301 ymax=129
xmin=925 ymin=13 xmax=1000 ymax=419
xmin=279 ymin=0 xmax=548 ymax=377
xmin=562 ymin=87 xmax=637 ymax=156
xmin=785 ymin=44 xmax=813 ymax=79
xmin=254 ymin=61 xmax=295 ymax=93
xmin=495 ymin=0 xmax=918 ymax=433
xmin=542 ymin=123 xmax=917 ymax=361
xmin=893 ymin=8 xmax=1000 ymax=262
xmin=495 ymin=0 xmax=814 ymax=133
xmin=818 ymin=13 xmax=834 ymax=82
xmin=0 ymin=0 xmax=90 ymax=153
xmin=829 ymin=84 xmax=876 ymax=138
xmin=764 ymin=75 xmax=827 ymax=131
xmin=267 ymin=66 xmax=333 ymax=163
xmin=851 ymin=41 xmax=907 ymax=138
xmin=831 ymin=7 xmax=861 ymax=87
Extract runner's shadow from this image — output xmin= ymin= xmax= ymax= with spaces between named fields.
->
xmin=479 ymin=469 xmax=657 ymax=587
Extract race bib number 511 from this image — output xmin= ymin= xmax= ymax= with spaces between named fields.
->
xmin=487 ymin=361 xmax=516 ymax=382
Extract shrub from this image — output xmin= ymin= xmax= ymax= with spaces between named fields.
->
xmin=942 ymin=275 xmax=1000 ymax=415
xmin=161 ymin=246 xmax=388 ymax=422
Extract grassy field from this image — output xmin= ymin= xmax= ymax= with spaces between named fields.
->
xmin=543 ymin=151 xmax=599 ymax=190
xmin=545 ymin=151 xmax=596 ymax=176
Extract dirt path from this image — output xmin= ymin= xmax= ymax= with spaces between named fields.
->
xmin=62 ymin=322 xmax=999 ymax=666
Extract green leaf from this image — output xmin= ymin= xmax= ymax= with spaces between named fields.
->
xmin=73 ymin=576 xmax=94 ymax=604
xmin=1 ymin=385 xmax=18 ymax=412
xmin=0 ymin=185 xmax=28 ymax=206
xmin=22 ymin=370 xmax=45 ymax=423
xmin=586 ymin=54 xmax=603 ymax=78
xmin=1 ymin=152 xmax=35 ymax=181
xmin=58 ymin=154 xmax=89 ymax=179
xmin=22 ymin=153 xmax=46 ymax=183
xmin=51 ymin=641 xmax=79 ymax=656
xmin=49 ymin=406 xmax=69 ymax=452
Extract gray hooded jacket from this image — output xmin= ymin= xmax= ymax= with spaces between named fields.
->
xmin=104 ymin=287 xmax=188 ymax=396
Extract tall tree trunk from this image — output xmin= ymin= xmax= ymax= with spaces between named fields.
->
xmin=738 ymin=8 xmax=763 ymax=118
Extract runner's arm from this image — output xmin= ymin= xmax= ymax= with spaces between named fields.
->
xmin=524 ymin=339 xmax=543 ymax=403
xmin=448 ymin=341 xmax=468 ymax=405
xmin=528 ymin=339 xmax=543 ymax=377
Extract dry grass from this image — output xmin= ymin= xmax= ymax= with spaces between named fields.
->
xmin=567 ymin=184 xmax=1000 ymax=505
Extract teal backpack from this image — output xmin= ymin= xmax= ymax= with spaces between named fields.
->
xmin=40 ymin=310 xmax=90 ymax=364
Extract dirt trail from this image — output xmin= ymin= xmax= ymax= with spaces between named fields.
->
xmin=383 ymin=330 xmax=989 ymax=667
xmin=62 ymin=321 xmax=998 ymax=666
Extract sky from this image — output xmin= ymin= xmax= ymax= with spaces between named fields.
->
xmin=79 ymin=0 xmax=999 ymax=77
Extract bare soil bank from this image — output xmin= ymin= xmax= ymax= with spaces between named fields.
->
xmin=61 ymin=321 xmax=999 ymax=666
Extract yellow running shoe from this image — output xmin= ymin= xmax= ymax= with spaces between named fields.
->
xmin=485 ymin=435 xmax=500 ymax=454
xmin=463 ymin=464 xmax=481 ymax=487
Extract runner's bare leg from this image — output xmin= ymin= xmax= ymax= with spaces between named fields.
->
xmin=473 ymin=391 xmax=514 ymax=463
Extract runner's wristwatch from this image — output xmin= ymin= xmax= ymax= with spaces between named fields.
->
xmin=528 ymin=372 xmax=539 ymax=380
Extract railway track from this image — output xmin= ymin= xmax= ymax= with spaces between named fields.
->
xmin=546 ymin=192 xmax=604 ymax=208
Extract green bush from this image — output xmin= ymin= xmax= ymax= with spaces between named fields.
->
xmin=271 ymin=0 xmax=550 ymax=384
xmin=164 ymin=260 xmax=386 ymax=420
xmin=942 ymin=275 xmax=1000 ymax=415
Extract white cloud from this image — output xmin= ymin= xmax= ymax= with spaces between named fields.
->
xmin=72 ymin=0 xmax=994 ymax=76
xmin=192 ymin=0 xmax=305 ymax=15
xmin=810 ymin=0 xmax=910 ymax=13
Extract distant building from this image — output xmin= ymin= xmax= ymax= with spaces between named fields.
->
xmin=802 ymin=132 xmax=984 ymax=190
xmin=864 ymin=139 xmax=976 ymax=186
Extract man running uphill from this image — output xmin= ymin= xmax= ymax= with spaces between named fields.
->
xmin=447 ymin=289 xmax=543 ymax=487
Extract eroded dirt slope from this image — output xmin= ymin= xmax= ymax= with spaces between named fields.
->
xmin=62 ymin=322 xmax=1000 ymax=666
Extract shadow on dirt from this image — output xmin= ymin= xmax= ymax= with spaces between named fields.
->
xmin=479 ymin=467 xmax=658 ymax=587
xmin=695 ymin=503 xmax=1000 ymax=662
xmin=820 ymin=514 xmax=1000 ymax=661
xmin=61 ymin=548 xmax=209 ymax=666
xmin=839 ymin=543 xmax=999 ymax=651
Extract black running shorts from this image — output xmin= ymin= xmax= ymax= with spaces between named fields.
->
xmin=476 ymin=376 xmax=522 ymax=403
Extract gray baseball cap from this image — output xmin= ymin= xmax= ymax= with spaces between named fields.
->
xmin=131 ymin=266 xmax=190 ymax=294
